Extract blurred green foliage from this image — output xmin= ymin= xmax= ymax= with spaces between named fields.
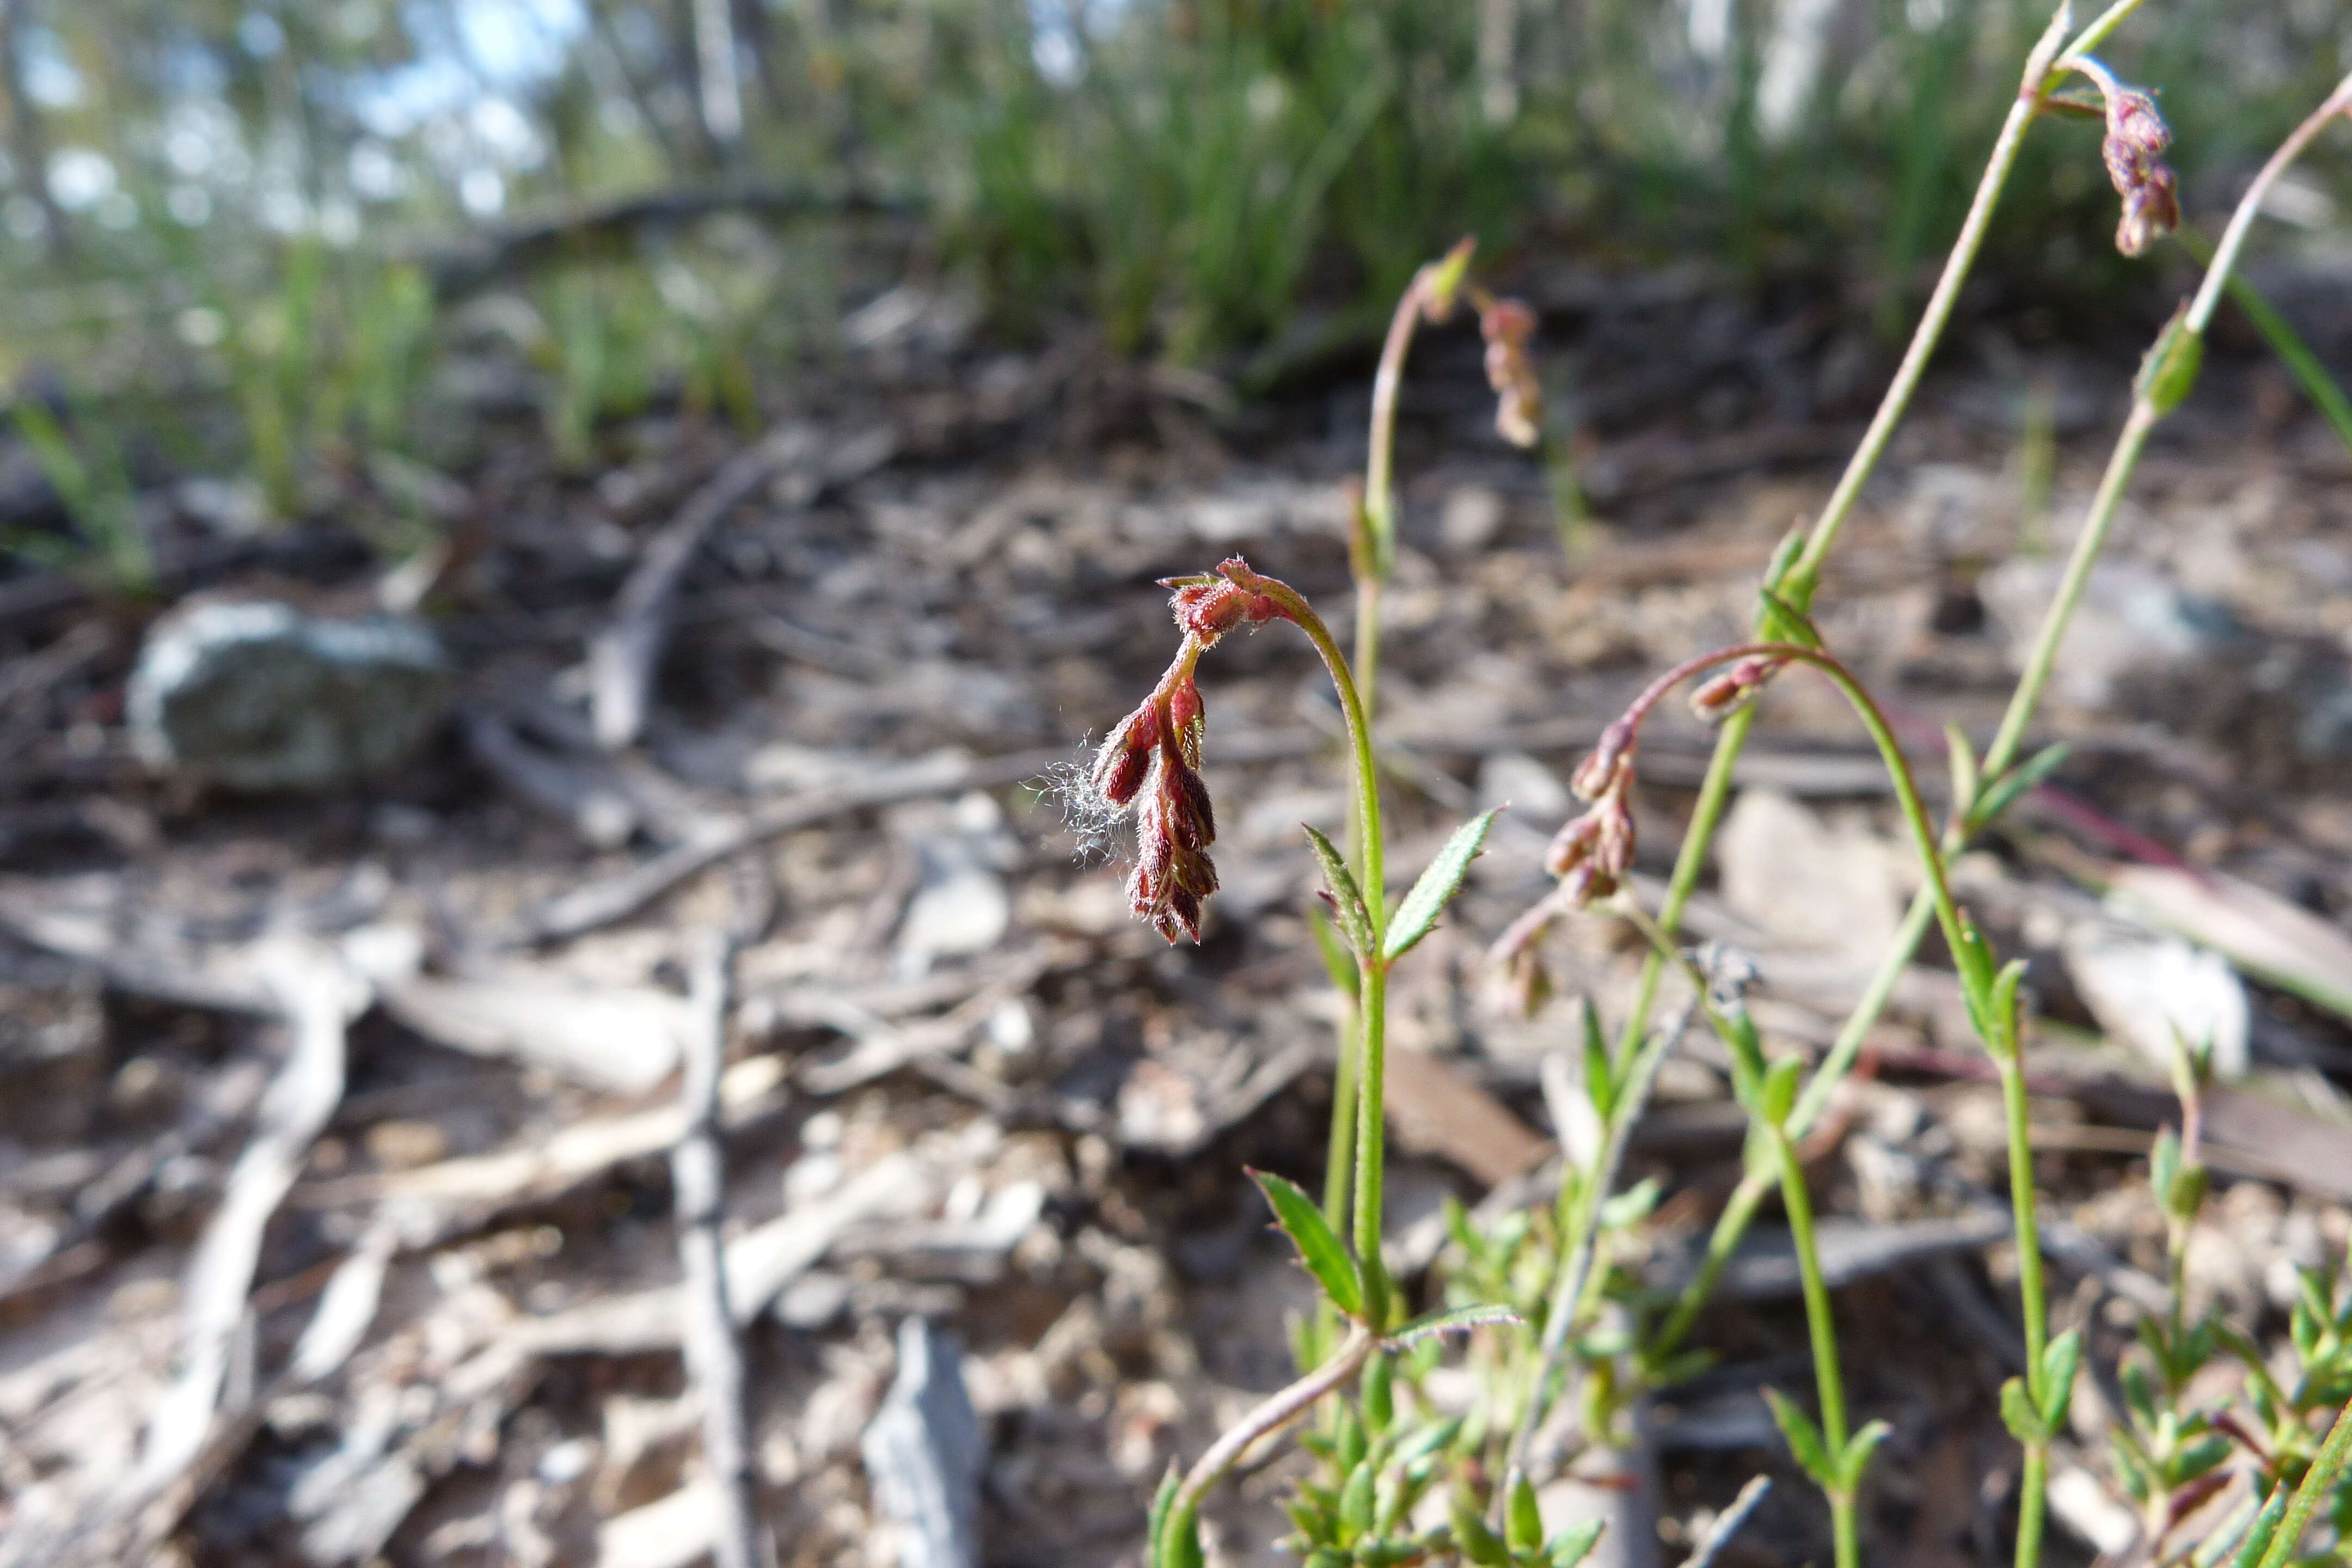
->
xmin=0 ymin=0 xmax=2342 ymax=570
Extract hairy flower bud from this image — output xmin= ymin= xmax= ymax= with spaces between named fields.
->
xmin=1089 ymin=700 xmax=1162 ymax=808
xmin=1688 ymin=654 xmax=1790 ymax=722
xmin=1543 ymin=785 xmax=1634 ymax=909
xmin=1126 ymin=734 xmax=1222 ymax=942
xmin=1168 ymin=673 xmax=1205 ymax=766
xmin=1168 ymin=564 xmax=1285 ymax=645
xmin=1571 ymin=718 xmax=1636 ymax=802
xmin=1480 ymin=298 xmax=1542 ymax=449
xmin=2099 ymin=83 xmax=2180 ymax=257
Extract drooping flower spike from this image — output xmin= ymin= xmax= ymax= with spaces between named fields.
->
xmin=1479 ymin=297 xmax=1543 ymax=449
xmin=1088 ymin=558 xmax=1295 ymax=942
xmin=1491 ymin=644 xmax=1800 ymax=1005
xmin=2064 ymin=57 xmax=2182 ymax=258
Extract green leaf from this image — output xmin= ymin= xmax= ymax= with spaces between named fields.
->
xmin=2220 ymin=265 xmax=2352 ymax=460
xmin=2134 ymin=302 xmax=2206 ymax=416
xmin=1361 ymin=1351 xmax=1395 ymax=1432
xmin=2000 ymin=1376 xmax=2049 ymax=1445
xmin=1338 ymin=1457 xmax=1377 ymax=1541
xmin=1148 ymin=1465 xmax=1179 ymax=1552
xmin=1581 ymin=1001 xmax=1616 ymax=1123
xmin=1762 ymin=1387 xmax=1834 ymax=1486
xmin=1596 ymin=1176 xmax=1662 ymax=1233
xmin=1506 ymin=1475 xmax=1543 ymax=1555
xmin=1547 ymin=1521 xmax=1607 ymax=1567
xmin=1755 ymin=586 xmax=1822 ymax=649
xmin=1156 ymin=1494 xmax=1205 ymax=1568
xmin=1946 ymin=722 xmax=1980 ymax=818
xmin=1970 ymin=742 xmax=2070 ymax=830
xmin=1757 ymin=524 xmax=1806 ymax=599
xmin=1384 ymin=810 xmax=1500 ymax=962
xmin=1353 ymin=1540 xmax=1428 ymax=1567
xmin=1760 ymin=1055 xmax=1804 ymax=1129
xmin=1389 ymin=1302 xmax=1521 ymax=1347
xmin=1840 ymin=1420 xmax=1891 ymax=1493
xmin=1449 ymin=1493 xmax=1511 ymax=1567
xmin=1307 ymin=906 xmax=1361 ymax=1001
xmin=1250 ymin=1169 xmax=1364 ymax=1320
xmin=2227 ymin=1490 xmax=2286 ymax=1568
xmin=1303 ymin=824 xmax=1376 ymax=961
xmin=1392 ymin=1417 xmax=1462 ymax=1467
xmin=2040 ymin=1328 xmax=2083 ymax=1431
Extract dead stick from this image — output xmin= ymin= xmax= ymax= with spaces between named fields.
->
xmin=591 ymin=433 xmax=802 ymax=751
xmin=523 ymin=746 xmax=1068 ymax=943
xmin=1683 ymin=1475 xmax=1772 ymax=1568
xmin=674 ymin=929 xmax=771 ymax=1568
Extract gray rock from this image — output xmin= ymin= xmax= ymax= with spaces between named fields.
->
xmin=128 ymin=601 xmax=449 ymax=792
xmin=861 ymin=1316 xmax=983 ymax=1568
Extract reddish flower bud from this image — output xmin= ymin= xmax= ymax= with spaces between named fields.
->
xmin=1571 ymin=718 xmax=1636 ymax=801
xmin=1543 ymin=810 xmax=1603 ymax=879
xmin=2099 ymin=83 xmax=2179 ymax=257
xmin=1688 ymin=654 xmax=1790 ymax=722
xmin=1480 ymin=298 xmax=1542 ymax=449
xmin=1088 ymin=700 xmax=1161 ymax=808
xmin=1168 ymin=563 xmax=1285 ymax=646
xmin=1168 ymin=673 xmax=1205 ymax=766
xmin=1125 ymin=743 xmax=1222 ymax=944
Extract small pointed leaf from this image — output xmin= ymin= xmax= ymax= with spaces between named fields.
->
xmin=2039 ymin=1328 xmax=2082 ymax=1431
xmin=1385 ymin=810 xmax=1501 ymax=961
xmin=1338 ymin=1457 xmax=1377 ymax=1541
xmin=1840 ymin=1420 xmax=1891 ymax=1493
xmin=1546 ymin=1520 xmax=1607 ymax=1568
xmin=1971 ymin=742 xmax=2070 ymax=830
xmin=1389 ymin=1302 xmax=1521 ymax=1347
xmin=1249 ymin=1168 xmax=1364 ymax=1320
xmin=1307 ymin=906 xmax=1361 ymax=1001
xmin=2000 ymin=1376 xmax=2049 ymax=1445
xmin=1946 ymin=722 xmax=1981 ymax=816
xmin=1506 ymin=1475 xmax=1543 ymax=1554
xmin=1361 ymin=1351 xmax=1395 ymax=1431
xmin=1761 ymin=1055 xmax=1804 ymax=1129
xmin=1449 ymin=1493 xmax=1511 ymax=1566
xmin=1581 ymin=1000 xmax=1616 ymax=1123
xmin=1762 ymin=1387 xmax=1834 ymax=1486
xmin=1303 ymin=824 xmax=1375 ymax=961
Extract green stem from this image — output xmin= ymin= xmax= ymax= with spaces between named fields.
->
xmin=2000 ymin=1054 xmax=2053 ymax=1568
xmin=1981 ymin=401 xmax=2157 ymax=781
xmin=1616 ymin=905 xmax=1863 ymax=1568
xmin=1647 ymin=61 xmax=2352 ymax=1373
xmin=1248 ymin=574 xmax=1391 ymax=1322
xmin=1611 ymin=1 xmax=2077 ymax=1067
xmin=1322 ymin=1000 xmax=1360 ymax=1234
xmin=1772 ymin=1120 xmax=1861 ymax=1568
xmin=2252 ymin=1400 xmax=2352 ymax=1568
xmin=1503 ymin=1000 xmax=1689 ymax=1479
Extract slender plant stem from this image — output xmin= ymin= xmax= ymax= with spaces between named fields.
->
xmin=1772 ymin=1120 xmax=1861 ymax=1568
xmin=1615 ymin=904 xmax=1865 ymax=1568
xmin=1168 ymin=1325 xmax=1378 ymax=1533
xmin=1323 ymin=1001 xmax=1361 ymax=1233
xmin=2252 ymin=1399 xmax=2352 ymax=1568
xmin=1647 ymin=60 xmax=2352 ymax=1371
xmin=1609 ymin=0 xmax=2075 ymax=1067
xmin=2186 ymin=74 xmax=2352 ymax=339
xmin=1502 ymin=997 xmax=1693 ymax=1480
xmin=1982 ymin=402 xmax=2157 ymax=777
xmin=1247 ymin=574 xmax=1392 ymax=1321
xmin=2001 ymin=1054 xmax=2053 ymax=1568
